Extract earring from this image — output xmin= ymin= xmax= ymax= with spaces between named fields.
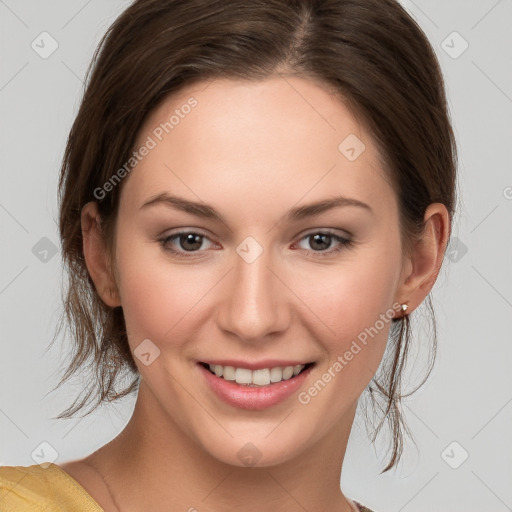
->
xmin=400 ymin=303 xmax=409 ymax=315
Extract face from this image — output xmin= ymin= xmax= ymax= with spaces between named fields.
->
xmin=107 ymin=76 xmax=409 ymax=467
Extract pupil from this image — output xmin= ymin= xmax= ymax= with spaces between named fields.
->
xmin=181 ymin=233 xmax=202 ymax=251
xmin=310 ymin=233 xmax=331 ymax=251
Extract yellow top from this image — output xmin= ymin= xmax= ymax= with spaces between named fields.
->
xmin=0 ymin=463 xmax=375 ymax=512
xmin=0 ymin=464 xmax=103 ymax=511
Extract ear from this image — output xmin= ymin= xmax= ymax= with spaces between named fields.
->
xmin=81 ymin=201 xmax=121 ymax=308
xmin=395 ymin=203 xmax=450 ymax=316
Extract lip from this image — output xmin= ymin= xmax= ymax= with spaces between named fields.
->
xmin=197 ymin=362 xmax=314 ymax=410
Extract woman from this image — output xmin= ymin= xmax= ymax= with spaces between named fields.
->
xmin=0 ymin=0 xmax=456 ymax=510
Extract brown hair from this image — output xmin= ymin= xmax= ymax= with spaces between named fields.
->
xmin=53 ymin=0 xmax=457 ymax=472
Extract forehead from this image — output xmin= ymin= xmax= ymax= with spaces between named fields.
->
xmin=121 ymin=76 xmax=396 ymax=222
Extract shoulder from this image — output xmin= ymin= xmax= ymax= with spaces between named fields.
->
xmin=0 ymin=463 xmax=103 ymax=511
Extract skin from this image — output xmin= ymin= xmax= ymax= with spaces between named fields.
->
xmin=60 ymin=76 xmax=449 ymax=512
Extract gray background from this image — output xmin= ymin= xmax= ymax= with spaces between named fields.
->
xmin=1 ymin=1 xmax=511 ymax=511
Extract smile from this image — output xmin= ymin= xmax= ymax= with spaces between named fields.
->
xmin=197 ymin=360 xmax=316 ymax=410
xmin=201 ymin=362 xmax=313 ymax=386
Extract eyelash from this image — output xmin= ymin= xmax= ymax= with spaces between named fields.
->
xmin=158 ymin=230 xmax=353 ymax=259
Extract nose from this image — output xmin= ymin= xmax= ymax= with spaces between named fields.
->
xmin=216 ymin=244 xmax=291 ymax=343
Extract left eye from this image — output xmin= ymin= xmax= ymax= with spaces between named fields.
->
xmin=294 ymin=232 xmax=352 ymax=255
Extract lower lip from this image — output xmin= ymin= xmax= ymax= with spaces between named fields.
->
xmin=197 ymin=363 xmax=313 ymax=410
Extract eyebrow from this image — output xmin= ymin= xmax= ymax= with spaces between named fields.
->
xmin=139 ymin=192 xmax=373 ymax=223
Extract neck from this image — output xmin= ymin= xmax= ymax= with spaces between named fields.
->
xmin=88 ymin=381 xmax=357 ymax=512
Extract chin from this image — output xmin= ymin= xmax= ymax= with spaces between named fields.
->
xmin=191 ymin=420 xmax=316 ymax=469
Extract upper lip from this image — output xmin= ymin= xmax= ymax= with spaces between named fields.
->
xmin=200 ymin=359 xmax=314 ymax=371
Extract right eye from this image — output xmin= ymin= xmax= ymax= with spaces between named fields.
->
xmin=159 ymin=231 xmax=217 ymax=258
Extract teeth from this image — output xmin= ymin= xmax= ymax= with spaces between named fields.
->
xmin=205 ymin=363 xmax=307 ymax=386
xmin=252 ymin=368 xmax=270 ymax=386
xmin=269 ymin=367 xmax=283 ymax=383
xmin=282 ymin=366 xmax=294 ymax=380
xmin=223 ymin=366 xmax=236 ymax=381
xmin=235 ymin=368 xmax=252 ymax=384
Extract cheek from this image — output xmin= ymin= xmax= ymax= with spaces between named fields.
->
xmin=293 ymin=241 xmax=402 ymax=382
xmin=114 ymin=238 xmax=215 ymax=347
xmin=297 ymin=253 xmax=400 ymax=335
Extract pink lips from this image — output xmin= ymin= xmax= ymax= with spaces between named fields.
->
xmin=197 ymin=362 xmax=313 ymax=410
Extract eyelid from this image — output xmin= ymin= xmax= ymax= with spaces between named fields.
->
xmin=296 ymin=227 xmax=352 ymax=240
xmin=167 ymin=229 xmax=216 ymax=241
xmin=158 ymin=226 xmax=213 ymax=239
